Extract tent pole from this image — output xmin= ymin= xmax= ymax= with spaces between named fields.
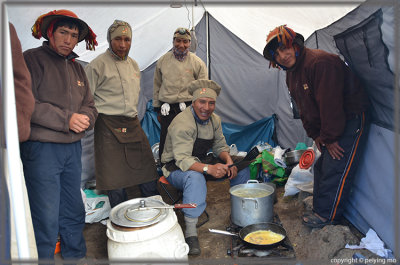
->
xmin=2 ymin=6 xmax=31 ymax=261
xmin=189 ymin=2 xmax=197 ymax=53
xmin=394 ymin=0 xmax=400 ymax=259
xmin=206 ymin=11 xmax=210 ymax=79
xmin=192 ymin=3 xmax=194 ymax=29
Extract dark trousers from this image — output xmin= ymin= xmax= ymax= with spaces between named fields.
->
xmin=0 ymin=176 xmax=11 ymax=261
xmin=159 ymin=101 xmax=192 ymax=160
xmin=20 ymin=141 xmax=86 ymax=259
xmin=107 ymin=180 xmax=159 ymax=208
xmin=313 ymin=113 xmax=369 ymax=221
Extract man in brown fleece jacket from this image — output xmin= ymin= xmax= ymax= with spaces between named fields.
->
xmin=263 ymin=25 xmax=370 ymax=228
xmin=20 ymin=10 xmax=98 ymax=261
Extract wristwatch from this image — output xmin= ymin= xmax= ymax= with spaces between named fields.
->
xmin=203 ymin=165 xmax=209 ymax=175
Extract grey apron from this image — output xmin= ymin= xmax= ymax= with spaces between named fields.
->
xmin=94 ymin=114 xmax=158 ymax=190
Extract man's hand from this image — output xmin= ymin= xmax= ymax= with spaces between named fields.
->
xmin=314 ymin=137 xmax=325 ymax=152
xmin=223 ymin=157 xmax=238 ymax=180
xmin=326 ymin=141 xmax=345 ymax=160
xmin=227 ymin=165 xmax=238 ymax=180
xmin=208 ymin=163 xmax=229 ymax=178
xmin=69 ymin=113 xmax=90 ymax=133
xmin=161 ymin=103 xmax=170 ymax=116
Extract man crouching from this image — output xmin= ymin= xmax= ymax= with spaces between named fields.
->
xmin=161 ymin=79 xmax=251 ymax=255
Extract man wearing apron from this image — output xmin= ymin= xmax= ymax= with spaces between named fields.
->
xmin=153 ymin=27 xmax=208 ymax=160
xmin=161 ymin=79 xmax=250 ymax=255
xmin=85 ymin=20 xmax=158 ymax=208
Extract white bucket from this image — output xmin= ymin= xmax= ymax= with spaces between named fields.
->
xmin=106 ymin=197 xmax=189 ymax=262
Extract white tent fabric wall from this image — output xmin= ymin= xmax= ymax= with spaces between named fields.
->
xmin=6 ymin=0 xmax=400 ymax=257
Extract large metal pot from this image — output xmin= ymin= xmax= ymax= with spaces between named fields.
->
xmin=229 ymin=180 xmax=275 ymax=227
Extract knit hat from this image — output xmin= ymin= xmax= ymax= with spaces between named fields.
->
xmin=188 ymin=79 xmax=221 ymax=102
xmin=31 ymin=9 xmax=97 ymax=51
xmin=107 ymin=20 xmax=132 ymax=43
xmin=263 ymin=25 xmax=304 ymax=68
xmin=173 ymin=27 xmax=191 ymax=41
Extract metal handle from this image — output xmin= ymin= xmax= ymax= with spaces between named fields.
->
xmin=208 ymin=229 xmax=238 ymax=236
xmin=138 ymin=203 xmax=197 ymax=209
xmin=246 ymin=180 xmax=259 ymax=184
xmin=241 ymin=198 xmax=258 ymax=209
xmin=173 ymin=203 xmax=197 ymax=209
xmin=129 ymin=202 xmax=197 ymax=212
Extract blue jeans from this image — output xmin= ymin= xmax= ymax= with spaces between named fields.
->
xmin=20 ymin=141 xmax=86 ymax=259
xmin=167 ymin=167 xmax=250 ymax=218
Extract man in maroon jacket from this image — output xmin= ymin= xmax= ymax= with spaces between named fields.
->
xmin=10 ymin=23 xmax=35 ymax=142
xmin=263 ymin=25 xmax=370 ymax=228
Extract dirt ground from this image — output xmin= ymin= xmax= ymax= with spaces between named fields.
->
xmin=80 ymin=179 xmax=388 ymax=265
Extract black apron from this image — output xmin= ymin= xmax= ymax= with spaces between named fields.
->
xmin=159 ymin=101 xmax=192 ymax=159
xmin=94 ymin=114 xmax=158 ymax=190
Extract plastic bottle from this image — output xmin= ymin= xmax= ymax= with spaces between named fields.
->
xmin=263 ymin=172 xmax=272 ymax=183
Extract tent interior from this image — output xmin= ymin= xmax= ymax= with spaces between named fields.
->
xmin=2 ymin=0 xmax=399 ymax=259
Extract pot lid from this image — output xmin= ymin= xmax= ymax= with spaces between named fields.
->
xmin=109 ymin=198 xmax=168 ymax=228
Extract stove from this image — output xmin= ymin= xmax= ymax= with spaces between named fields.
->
xmin=226 ymin=216 xmax=296 ymax=260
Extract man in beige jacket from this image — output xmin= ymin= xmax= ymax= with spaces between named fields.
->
xmin=161 ymin=79 xmax=250 ymax=255
xmin=153 ymin=27 xmax=208 ymax=159
xmin=85 ymin=20 xmax=158 ymax=208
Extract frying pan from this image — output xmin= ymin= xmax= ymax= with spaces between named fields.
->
xmin=209 ymin=222 xmax=287 ymax=249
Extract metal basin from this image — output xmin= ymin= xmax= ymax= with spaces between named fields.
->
xmin=284 ymin=150 xmax=306 ymax=165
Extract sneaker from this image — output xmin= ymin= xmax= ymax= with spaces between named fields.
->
xmin=185 ymin=236 xmax=201 ymax=255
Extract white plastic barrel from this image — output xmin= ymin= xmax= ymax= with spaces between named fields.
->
xmin=106 ymin=202 xmax=189 ymax=262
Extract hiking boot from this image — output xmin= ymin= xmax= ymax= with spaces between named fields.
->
xmin=185 ymin=236 xmax=201 ymax=255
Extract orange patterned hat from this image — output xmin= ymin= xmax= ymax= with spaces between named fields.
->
xmin=263 ymin=25 xmax=297 ymax=68
xmin=31 ymin=9 xmax=98 ymax=51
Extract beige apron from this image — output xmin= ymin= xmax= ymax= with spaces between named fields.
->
xmin=94 ymin=114 xmax=158 ymax=190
